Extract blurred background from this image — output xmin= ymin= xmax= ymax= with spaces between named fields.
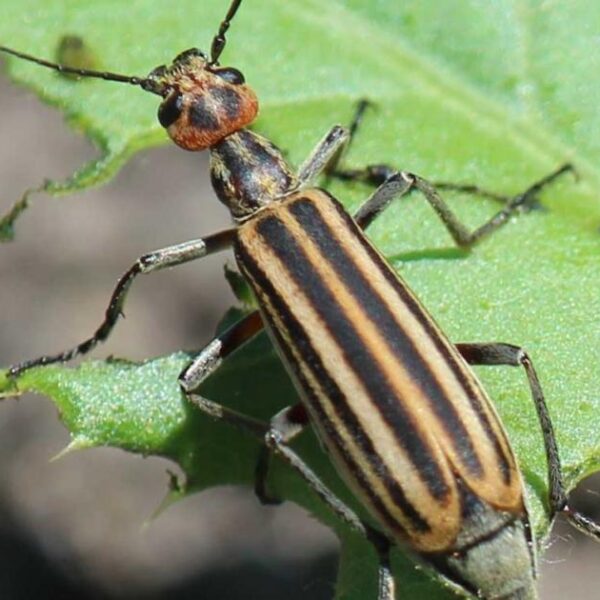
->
xmin=0 ymin=66 xmax=599 ymax=599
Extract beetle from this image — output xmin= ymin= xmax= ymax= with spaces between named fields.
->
xmin=2 ymin=1 xmax=599 ymax=598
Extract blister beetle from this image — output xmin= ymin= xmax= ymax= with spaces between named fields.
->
xmin=2 ymin=1 xmax=599 ymax=597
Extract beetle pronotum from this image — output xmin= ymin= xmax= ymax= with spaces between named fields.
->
xmin=2 ymin=1 xmax=599 ymax=598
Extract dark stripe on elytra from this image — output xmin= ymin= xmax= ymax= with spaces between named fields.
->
xmin=235 ymin=241 xmax=431 ymax=534
xmin=332 ymin=195 xmax=515 ymax=484
xmin=268 ymin=306 xmax=427 ymax=537
xmin=251 ymin=213 xmax=451 ymax=501
xmin=287 ymin=197 xmax=484 ymax=479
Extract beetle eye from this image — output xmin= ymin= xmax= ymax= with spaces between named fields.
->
xmin=158 ymin=92 xmax=183 ymax=128
xmin=214 ymin=67 xmax=245 ymax=85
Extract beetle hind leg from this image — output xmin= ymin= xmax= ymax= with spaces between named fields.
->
xmin=181 ymin=330 xmax=395 ymax=600
xmin=456 ymin=341 xmax=600 ymax=543
xmin=254 ymin=403 xmax=308 ymax=505
xmin=564 ymin=507 xmax=600 ymax=541
xmin=263 ymin=416 xmax=395 ymax=600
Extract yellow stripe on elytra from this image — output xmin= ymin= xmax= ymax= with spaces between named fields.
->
xmin=242 ymin=262 xmax=457 ymax=550
xmin=240 ymin=207 xmax=463 ymax=551
xmin=309 ymin=192 xmax=522 ymax=511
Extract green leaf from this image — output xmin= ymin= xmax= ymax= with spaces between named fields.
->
xmin=1 ymin=1 xmax=599 ymax=598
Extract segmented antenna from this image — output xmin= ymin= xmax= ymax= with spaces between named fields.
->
xmin=209 ymin=0 xmax=243 ymax=65
xmin=0 ymin=0 xmax=246 ymax=87
xmin=0 ymin=45 xmax=145 ymax=86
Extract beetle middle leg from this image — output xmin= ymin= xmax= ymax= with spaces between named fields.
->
xmin=8 ymin=228 xmax=236 ymax=377
xmin=328 ymin=101 xmax=576 ymax=247
xmin=347 ymin=164 xmax=574 ymax=247
xmin=456 ymin=342 xmax=600 ymax=541
xmin=180 ymin=317 xmax=395 ymax=600
xmin=180 ymin=320 xmax=366 ymax=536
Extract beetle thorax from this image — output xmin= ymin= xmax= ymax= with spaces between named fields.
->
xmin=209 ymin=129 xmax=298 ymax=220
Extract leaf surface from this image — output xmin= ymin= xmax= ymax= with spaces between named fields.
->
xmin=1 ymin=1 xmax=599 ymax=597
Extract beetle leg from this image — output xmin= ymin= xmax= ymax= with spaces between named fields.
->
xmin=180 ymin=309 xmax=263 ymax=390
xmin=321 ymin=99 xmax=372 ymax=183
xmin=456 ymin=342 xmax=600 ymax=542
xmin=182 ymin=336 xmax=394 ymax=599
xmin=327 ymin=99 xmax=509 ymax=200
xmin=184 ymin=359 xmax=376 ymax=540
xmin=296 ymin=125 xmax=349 ymax=186
xmin=376 ymin=544 xmax=395 ymax=600
xmin=352 ymin=171 xmax=414 ymax=230
xmin=179 ymin=313 xmax=304 ymax=505
xmin=265 ymin=425 xmax=395 ymax=600
xmin=408 ymin=167 xmax=575 ymax=247
xmin=334 ymin=160 xmax=516 ymax=205
xmin=350 ymin=164 xmax=575 ymax=246
xmin=181 ymin=319 xmax=362 ymax=527
xmin=254 ymin=403 xmax=309 ymax=505
xmin=332 ymin=100 xmax=574 ymax=204
xmin=9 ymin=228 xmax=237 ymax=377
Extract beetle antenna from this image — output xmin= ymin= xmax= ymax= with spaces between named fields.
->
xmin=0 ymin=45 xmax=146 ymax=86
xmin=209 ymin=0 xmax=243 ymax=66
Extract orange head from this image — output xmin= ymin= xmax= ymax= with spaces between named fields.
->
xmin=0 ymin=0 xmax=253 ymax=151
xmin=142 ymin=48 xmax=259 ymax=151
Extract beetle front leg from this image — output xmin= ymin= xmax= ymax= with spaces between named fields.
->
xmin=296 ymin=125 xmax=349 ymax=186
xmin=333 ymin=99 xmax=574 ymax=205
xmin=456 ymin=342 xmax=600 ymax=541
xmin=9 ymin=228 xmax=237 ymax=377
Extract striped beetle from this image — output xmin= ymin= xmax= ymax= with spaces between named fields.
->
xmin=3 ymin=1 xmax=599 ymax=597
